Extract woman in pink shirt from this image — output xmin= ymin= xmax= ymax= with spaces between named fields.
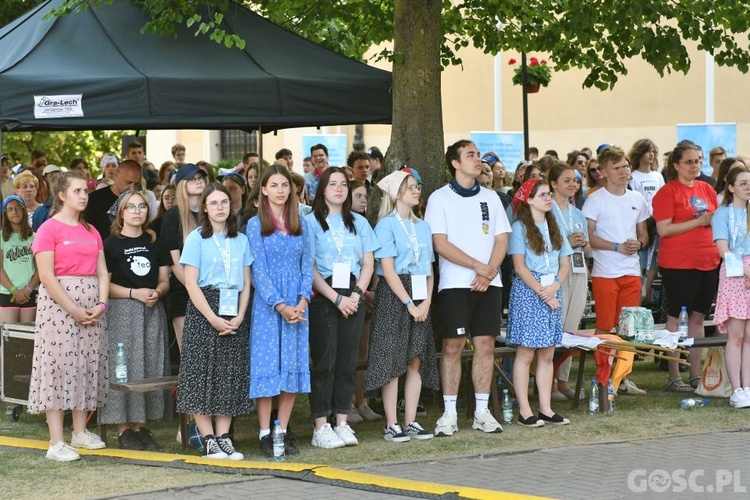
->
xmin=28 ymin=172 xmax=111 ymax=462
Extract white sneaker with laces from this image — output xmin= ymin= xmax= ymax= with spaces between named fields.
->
xmin=311 ymin=423 xmax=346 ymax=449
xmin=383 ymin=424 xmax=410 ymax=443
xmin=347 ymin=404 xmax=364 ymax=424
xmin=333 ymin=422 xmax=359 ymax=446
xmin=71 ymin=429 xmax=106 ymax=450
xmin=434 ymin=411 xmax=458 ymax=437
xmin=404 ymin=421 xmax=434 ymax=440
xmin=472 ymin=409 xmax=503 ymax=433
xmin=46 ymin=441 xmax=80 ymax=462
xmin=358 ymin=403 xmax=382 ymax=422
xmin=730 ymin=388 xmax=750 ymax=408
xmin=618 ymin=379 xmax=647 ymax=396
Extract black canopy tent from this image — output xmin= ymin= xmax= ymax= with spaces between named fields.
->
xmin=0 ymin=0 xmax=392 ymax=133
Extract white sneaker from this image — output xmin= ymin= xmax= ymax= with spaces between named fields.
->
xmin=730 ymin=388 xmax=750 ymax=408
xmin=618 ymin=379 xmax=647 ymax=396
xmin=71 ymin=429 xmax=106 ymax=450
xmin=434 ymin=411 xmax=458 ymax=437
xmin=46 ymin=441 xmax=80 ymax=462
xmin=333 ymin=422 xmax=359 ymax=446
xmin=311 ymin=423 xmax=346 ymax=449
xmin=403 ymin=421 xmax=433 ymax=440
xmin=472 ymin=409 xmax=503 ymax=433
xmin=383 ymin=424 xmax=410 ymax=443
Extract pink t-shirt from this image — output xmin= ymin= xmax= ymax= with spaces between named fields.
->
xmin=32 ymin=218 xmax=103 ymax=276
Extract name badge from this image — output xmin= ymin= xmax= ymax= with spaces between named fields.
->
xmin=411 ymin=274 xmax=428 ymax=301
xmin=571 ymin=251 xmax=587 ymax=274
xmin=540 ymin=274 xmax=555 ymax=287
xmin=332 ymin=261 xmax=351 ymax=289
xmin=725 ymin=252 xmax=744 ymax=278
xmin=218 ymin=288 xmax=239 ymax=317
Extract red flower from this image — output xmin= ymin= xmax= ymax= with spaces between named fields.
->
xmin=529 ymin=57 xmax=539 ymax=66
xmin=541 ymin=59 xmax=548 ymax=65
xmin=508 ymin=58 xmax=517 ymax=65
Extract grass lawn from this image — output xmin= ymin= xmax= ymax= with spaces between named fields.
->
xmin=1 ymin=355 xmax=747 ymax=498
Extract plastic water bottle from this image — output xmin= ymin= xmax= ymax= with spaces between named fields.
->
xmin=115 ymin=342 xmax=127 ymax=383
xmin=589 ymin=379 xmax=599 ymax=415
xmin=680 ymin=397 xmax=709 ymax=409
xmin=678 ymin=306 xmax=689 ymax=342
xmin=606 ymin=379 xmax=616 ymax=414
xmin=272 ymin=419 xmax=285 ymax=461
xmin=502 ymin=389 xmax=513 ymax=425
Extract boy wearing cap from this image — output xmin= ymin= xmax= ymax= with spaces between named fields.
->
xmin=424 ymin=139 xmax=511 ymax=437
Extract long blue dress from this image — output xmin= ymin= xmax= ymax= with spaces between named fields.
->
xmin=246 ymin=216 xmax=314 ymax=398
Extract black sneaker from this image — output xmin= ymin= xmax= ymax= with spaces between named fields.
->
xmin=217 ymin=434 xmax=244 ymax=460
xmin=284 ymin=433 xmax=299 ymax=455
xmin=203 ymin=435 xmax=228 ymax=459
xmin=118 ymin=428 xmax=145 ymax=450
xmin=136 ymin=427 xmax=158 ymax=450
xmin=403 ymin=421 xmax=434 ymax=440
xmin=259 ymin=434 xmax=273 ymax=457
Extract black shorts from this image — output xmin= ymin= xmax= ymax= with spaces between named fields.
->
xmin=167 ymin=287 xmax=189 ymax=320
xmin=437 ymin=287 xmax=503 ymax=339
xmin=659 ymin=266 xmax=719 ymax=318
xmin=0 ymin=291 xmax=38 ymax=308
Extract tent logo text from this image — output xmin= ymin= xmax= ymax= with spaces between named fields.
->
xmin=33 ymin=94 xmax=84 ymax=119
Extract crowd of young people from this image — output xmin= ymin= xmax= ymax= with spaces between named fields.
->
xmin=1 ymin=135 xmax=745 ymax=463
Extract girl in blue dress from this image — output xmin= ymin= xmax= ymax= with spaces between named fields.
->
xmin=305 ymin=167 xmax=379 ymax=449
xmin=508 ymin=179 xmax=572 ymax=428
xmin=246 ymin=165 xmax=314 ymax=456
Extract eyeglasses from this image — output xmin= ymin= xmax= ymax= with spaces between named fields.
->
xmin=735 ymin=182 xmax=750 ymax=190
xmin=680 ymin=159 xmax=701 ymax=166
xmin=5 ymin=206 xmax=24 ymax=214
xmin=327 ymin=182 xmax=348 ymax=191
xmin=207 ymin=199 xmax=230 ymax=209
xmin=535 ymin=193 xmax=553 ymax=200
xmin=589 ymin=167 xmax=601 ymax=172
xmin=405 ymin=185 xmax=422 ymax=192
xmin=576 ymin=159 xmax=586 ymax=165
xmin=124 ymin=203 xmax=149 ymax=213
xmin=188 ymin=175 xmax=205 ymax=183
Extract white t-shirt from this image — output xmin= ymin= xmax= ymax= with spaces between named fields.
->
xmin=628 ymin=170 xmax=664 ymax=209
xmin=424 ymin=185 xmax=511 ymax=291
xmin=582 ymin=188 xmax=651 ymax=278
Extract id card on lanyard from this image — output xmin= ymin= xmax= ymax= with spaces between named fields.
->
xmin=553 ymin=200 xmax=586 ymax=274
xmin=213 ymin=234 xmax=239 ymax=316
xmin=328 ymin=218 xmax=351 ymax=288
xmin=394 ymin=212 xmax=428 ymax=301
xmin=726 ymin=207 xmax=746 ymax=278
xmin=540 ymin=220 xmax=556 ymax=286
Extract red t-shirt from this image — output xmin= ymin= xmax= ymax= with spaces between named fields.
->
xmin=652 ymin=180 xmax=720 ymax=270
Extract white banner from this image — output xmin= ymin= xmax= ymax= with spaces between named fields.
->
xmin=33 ymin=94 xmax=84 ymax=119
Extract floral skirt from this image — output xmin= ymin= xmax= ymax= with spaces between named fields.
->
xmin=506 ymin=272 xmax=563 ymax=349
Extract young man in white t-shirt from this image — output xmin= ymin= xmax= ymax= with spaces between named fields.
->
xmin=628 ymin=140 xmax=665 ymax=306
xmin=425 ymin=139 xmax=511 ymax=436
xmin=583 ymin=146 xmax=650 ymax=395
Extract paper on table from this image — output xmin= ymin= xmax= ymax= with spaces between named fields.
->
xmin=559 ymin=332 xmax=607 ymax=349
xmin=653 ymin=329 xmax=694 ymax=349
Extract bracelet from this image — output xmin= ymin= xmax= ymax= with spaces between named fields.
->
xmin=614 ymin=243 xmax=619 ymax=252
xmin=96 ymin=302 xmax=107 ymax=313
xmin=129 ymin=288 xmax=133 ymax=299
xmin=9 ymin=286 xmax=17 ymax=293
xmin=404 ymin=299 xmax=413 ymax=308
xmin=352 ymin=285 xmax=365 ymax=296
xmin=554 ymin=277 xmax=563 ymax=285
xmin=299 ymin=296 xmax=309 ymax=304
xmin=334 ymin=295 xmax=343 ymax=307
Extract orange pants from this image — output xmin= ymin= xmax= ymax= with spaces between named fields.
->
xmin=591 ymin=275 xmax=641 ymax=332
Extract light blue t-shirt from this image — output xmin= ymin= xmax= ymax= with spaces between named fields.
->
xmin=509 ymin=220 xmax=573 ymax=274
xmin=305 ymin=212 xmax=380 ymax=280
xmin=374 ymin=214 xmax=434 ymax=276
xmin=712 ymin=205 xmax=750 ymax=254
xmin=180 ymin=228 xmax=253 ymax=289
xmin=551 ymin=200 xmax=589 ymax=249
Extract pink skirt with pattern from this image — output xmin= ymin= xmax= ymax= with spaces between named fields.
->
xmin=713 ymin=257 xmax=750 ymax=334
xmin=27 ymin=276 xmax=108 ymax=413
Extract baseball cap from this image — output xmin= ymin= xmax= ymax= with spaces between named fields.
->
xmin=174 ymin=163 xmax=208 ymax=184
xmin=2 ymin=195 xmax=25 ymax=212
xmin=42 ymin=164 xmax=61 ymax=175
xmin=367 ymin=147 xmax=384 ymax=162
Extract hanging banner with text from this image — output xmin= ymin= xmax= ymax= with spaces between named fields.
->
xmin=676 ymin=123 xmax=736 ymax=175
xmin=470 ymin=131 xmax=525 ymax=173
xmin=302 ymin=134 xmax=348 ymax=168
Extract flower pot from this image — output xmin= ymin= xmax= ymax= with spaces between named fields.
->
xmin=525 ymin=84 xmax=540 ymax=93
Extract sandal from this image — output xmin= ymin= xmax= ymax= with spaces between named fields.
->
xmin=689 ymin=376 xmax=702 ymax=389
xmin=667 ymin=377 xmax=694 ymax=393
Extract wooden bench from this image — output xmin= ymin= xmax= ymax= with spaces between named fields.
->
xmin=98 ymin=376 xmax=188 ymax=449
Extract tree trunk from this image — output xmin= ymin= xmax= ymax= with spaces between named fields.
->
xmin=369 ymin=0 xmax=444 ymax=219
